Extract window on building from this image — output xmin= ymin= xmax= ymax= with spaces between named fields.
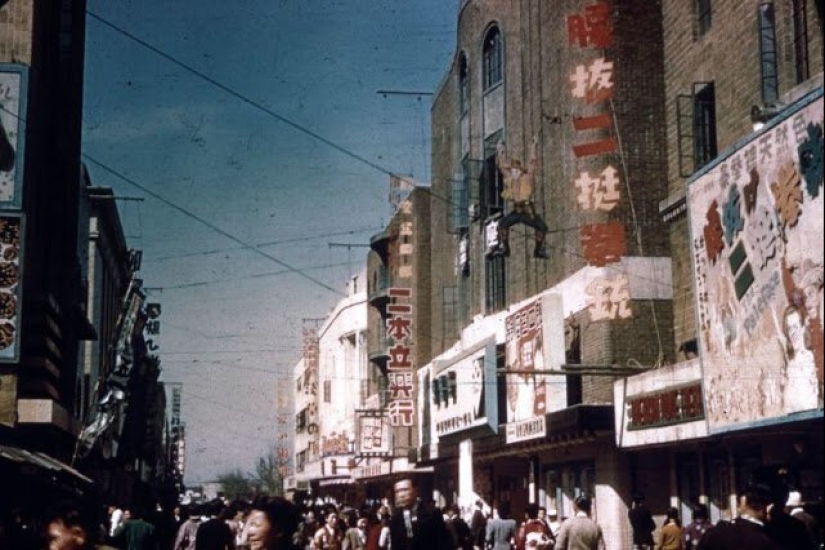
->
xmin=483 ymin=26 xmax=503 ymax=91
xmin=323 ymin=379 xmax=332 ymax=403
xmin=758 ymin=3 xmax=779 ymax=104
xmin=442 ymin=286 xmax=458 ymax=343
xmin=481 ymin=149 xmax=505 ymax=219
xmin=697 ymin=0 xmax=712 ymax=36
xmin=459 ymin=54 xmax=470 ymax=114
xmin=792 ymin=0 xmax=810 ymax=83
xmin=485 ymin=254 xmax=506 ymax=312
xmin=452 ymin=166 xmax=469 ymax=232
xmin=693 ymin=82 xmax=718 ymax=170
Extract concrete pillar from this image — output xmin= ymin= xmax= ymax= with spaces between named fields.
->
xmin=459 ymin=438 xmax=474 ymax=510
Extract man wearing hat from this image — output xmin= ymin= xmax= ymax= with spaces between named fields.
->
xmin=785 ymin=491 xmax=820 ymax=548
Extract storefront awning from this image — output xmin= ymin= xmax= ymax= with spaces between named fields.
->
xmin=0 ymin=444 xmax=93 ymax=484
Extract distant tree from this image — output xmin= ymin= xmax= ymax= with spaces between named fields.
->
xmin=251 ymin=452 xmax=283 ymax=496
xmin=216 ymin=468 xmax=254 ymax=500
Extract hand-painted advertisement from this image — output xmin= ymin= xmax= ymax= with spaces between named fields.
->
xmin=687 ymin=91 xmax=823 ymax=431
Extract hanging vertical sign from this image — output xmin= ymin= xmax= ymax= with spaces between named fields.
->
xmin=386 ymin=194 xmax=415 ymax=427
xmin=567 ymin=2 xmax=632 ymax=322
xmin=144 ymin=302 xmax=162 ymax=357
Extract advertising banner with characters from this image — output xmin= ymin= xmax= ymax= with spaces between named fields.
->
xmin=687 ymin=89 xmax=823 ymax=432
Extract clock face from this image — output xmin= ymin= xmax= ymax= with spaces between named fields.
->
xmin=0 ymin=69 xmax=23 ymax=206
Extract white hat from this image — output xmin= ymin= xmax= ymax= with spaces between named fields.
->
xmin=548 ymin=509 xmax=558 ymax=516
xmin=786 ymin=490 xmax=802 ymax=507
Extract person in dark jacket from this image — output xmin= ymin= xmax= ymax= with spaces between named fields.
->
xmin=195 ymin=499 xmax=235 ymax=550
xmin=469 ymin=501 xmax=487 ymax=550
xmin=696 ymin=481 xmax=782 ymax=550
xmin=445 ymin=504 xmax=473 ymax=550
xmin=627 ymin=493 xmax=655 ymax=550
xmin=113 ymin=505 xmax=160 ymax=550
xmin=389 ymin=477 xmax=452 ymax=550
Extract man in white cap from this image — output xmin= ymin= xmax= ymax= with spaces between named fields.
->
xmin=785 ymin=491 xmax=820 ymax=547
xmin=544 ymin=509 xmax=561 ymax=540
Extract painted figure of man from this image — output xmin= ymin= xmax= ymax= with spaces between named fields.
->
xmin=495 ymin=136 xmax=548 ymax=259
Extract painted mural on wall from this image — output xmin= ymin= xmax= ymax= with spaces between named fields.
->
xmin=687 ymin=91 xmax=824 ymax=430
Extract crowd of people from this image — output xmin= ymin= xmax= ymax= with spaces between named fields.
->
xmin=628 ymin=484 xmax=821 ymax=550
xmin=1 ymin=474 xmax=821 ymax=550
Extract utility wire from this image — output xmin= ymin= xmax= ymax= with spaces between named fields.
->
xmin=82 ymin=154 xmax=344 ymax=295
xmin=146 ymin=225 xmax=382 ymax=263
xmin=86 ymin=10 xmax=399 ymax=178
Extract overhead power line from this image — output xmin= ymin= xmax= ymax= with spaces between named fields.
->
xmin=82 ymin=155 xmax=344 ymax=296
xmin=86 ymin=10 xmax=399 ymax=178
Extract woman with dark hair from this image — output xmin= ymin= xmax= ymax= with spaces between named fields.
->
xmin=658 ymin=507 xmax=682 ymax=550
xmin=485 ymin=502 xmax=517 ymax=550
xmin=245 ymin=496 xmax=302 ymax=550
xmin=682 ymin=504 xmax=711 ymax=548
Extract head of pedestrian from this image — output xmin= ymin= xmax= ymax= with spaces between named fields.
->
xmin=665 ymin=507 xmax=681 ymax=527
xmin=573 ymin=496 xmax=591 ymax=516
xmin=45 ymin=500 xmax=101 ymax=550
xmin=738 ymin=481 xmax=774 ymax=522
xmin=394 ymin=477 xmax=418 ymax=510
xmin=692 ymin=503 xmax=709 ymax=522
xmin=246 ymin=495 xmax=301 ymax=550
xmin=326 ymin=511 xmax=339 ymax=528
xmin=525 ymin=503 xmax=540 ymax=521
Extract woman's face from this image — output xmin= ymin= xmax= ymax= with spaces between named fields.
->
xmin=246 ymin=510 xmax=272 ymax=550
xmin=326 ymin=513 xmax=338 ymax=528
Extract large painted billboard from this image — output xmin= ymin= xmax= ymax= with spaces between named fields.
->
xmin=0 ymin=64 xmax=27 ymax=209
xmin=687 ymin=90 xmax=823 ymax=431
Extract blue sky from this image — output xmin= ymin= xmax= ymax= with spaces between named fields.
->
xmin=82 ymin=0 xmax=459 ymax=483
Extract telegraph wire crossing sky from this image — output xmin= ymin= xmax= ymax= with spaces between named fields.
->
xmin=81 ymin=0 xmax=460 ymax=482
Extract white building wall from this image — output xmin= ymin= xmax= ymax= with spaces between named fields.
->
xmin=314 ymin=272 xmax=368 ymax=472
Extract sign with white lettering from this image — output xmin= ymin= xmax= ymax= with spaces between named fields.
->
xmin=505 ymin=415 xmax=546 ymax=444
xmin=429 ymin=338 xmax=498 ymax=438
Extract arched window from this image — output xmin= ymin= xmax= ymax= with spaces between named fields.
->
xmin=482 ymin=26 xmax=503 ymax=91
xmin=459 ymin=53 xmax=469 ymax=114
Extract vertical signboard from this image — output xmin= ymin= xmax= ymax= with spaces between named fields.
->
xmin=0 ymin=64 xmax=27 ymax=209
xmin=566 ymin=3 xmax=633 ymax=322
xmin=505 ymin=299 xmax=546 ymax=424
xmin=144 ymin=303 xmax=162 ymax=357
xmin=386 ymin=194 xmax=416 ymax=427
xmin=0 ymin=213 xmax=23 ymax=362
xmin=687 ymin=90 xmax=823 ymax=430
xmin=356 ymin=411 xmax=391 ymax=456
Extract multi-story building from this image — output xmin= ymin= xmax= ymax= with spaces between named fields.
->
xmin=292 ymin=4 xmax=823 ymax=548
xmin=1 ymin=0 xmax=171 ymax=511
xmin=615 ymin=0 xmax=823 ymax=528
xmin=1 ymin=0 xmax=97 ymax=507
xmin=355 ymin=184 xmax=433 ymax=501
xmin=420 ymin=1 xmax=673 ymax=546
xmin=295 ymin=272 xmax=368 ymax=503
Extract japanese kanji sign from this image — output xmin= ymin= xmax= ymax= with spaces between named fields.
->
xmin=687 ymin=90 xmax=824 ymax=430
